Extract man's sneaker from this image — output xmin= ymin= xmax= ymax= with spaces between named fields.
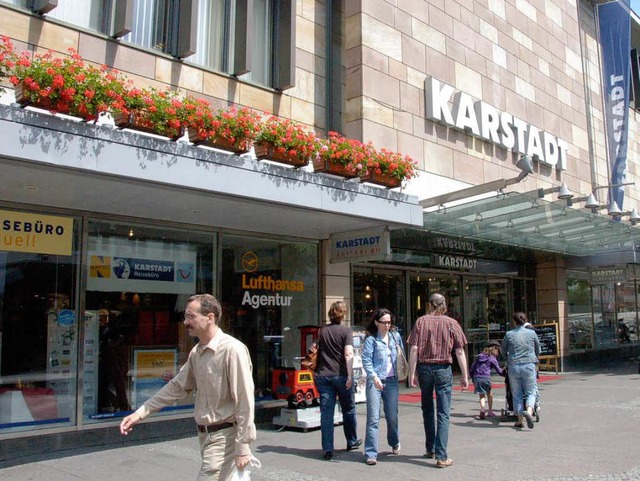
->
xmin=323 ymin=451 xmax=333 ymax=461
xmin=366 ymin=458 xmax=377 ymax=465
xmin=424 ymin=451 xmax=435 ymax=459
xmin=523 ymin=411 xmax=534 ymax=429
xmin=392 ymin=443 xmax=401 ymax=454
xmin=436 ymin=459 xmax=453 ymax=468
xmin=347 ymin=439 xmax=363 ymax=451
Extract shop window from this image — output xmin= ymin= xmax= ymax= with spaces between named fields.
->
xmin=82 ymin=220 xmax=214 ymax=422
xmin=0 ymin=209 xmax=80 ymax=433
xmin=567 ymin=275 xmax=593 ymax=351
xmin=220 ymin=235 xmax=318 ymax=395
xmin=614 ymin=282 xmax=639 ymax=344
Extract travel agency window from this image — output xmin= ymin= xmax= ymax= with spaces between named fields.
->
xmin=0 ymin=208 xmax=80 ymax=433
xmin=83 ymin=220 xmax=214 ymax=423
xmin=220 ymin=234 xmax=318 ymax=394
xmin=188 ymin=0 xmax=295 ymax=89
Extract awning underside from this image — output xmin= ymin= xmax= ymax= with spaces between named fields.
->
xmin=422 ymin=191 xmax=640 ymax=256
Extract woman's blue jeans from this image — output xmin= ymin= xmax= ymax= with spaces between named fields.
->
xmin=508 ymin=362 xmax=537 ymax=416
xmin=315 ymin=375 xmax=358 ymax=453
xmin=364 ymin=376 xmax=399 ymax=459
xmin=417 ymin=363 xmax=452 ymax=461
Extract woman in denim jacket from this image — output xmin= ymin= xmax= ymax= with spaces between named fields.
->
xmin=502 ymin=312 xmax=541 ymax=429
xmin=361 ymin=308 xmax=403 ymax=465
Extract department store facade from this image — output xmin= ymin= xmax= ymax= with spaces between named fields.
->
xmin=1 ymin=0 xmax=640 ymax=458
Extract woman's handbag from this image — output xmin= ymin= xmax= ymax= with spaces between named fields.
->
xmin=394 ymin=334 xmax=409 ymax=382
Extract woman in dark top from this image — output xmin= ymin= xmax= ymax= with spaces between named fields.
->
xmin=315 ymin=301 xmax=361 ymax=460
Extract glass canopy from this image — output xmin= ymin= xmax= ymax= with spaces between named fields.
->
xmin=422 ymin=191 xmax=640 ymax=256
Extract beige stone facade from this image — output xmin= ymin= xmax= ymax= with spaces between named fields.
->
xmin=345 ymin=0 xmax=638 ymax=206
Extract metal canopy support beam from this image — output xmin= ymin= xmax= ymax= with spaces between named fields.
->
xmin=420 ymin=177 xmax=521 ymax=209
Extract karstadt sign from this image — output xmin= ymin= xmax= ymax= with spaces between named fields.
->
xmin=425 ymin=76 xmax=568 ymax=170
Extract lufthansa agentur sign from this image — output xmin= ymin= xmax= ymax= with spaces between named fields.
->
xmin=330 ymin=229 xmax=390 ymax=263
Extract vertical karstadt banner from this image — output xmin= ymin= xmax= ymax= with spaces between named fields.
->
xmin=597 ymin=0 xmax=631 ymax=210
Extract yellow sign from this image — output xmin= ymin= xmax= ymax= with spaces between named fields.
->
xmin=90 ymin=255 xmax=112 ymax=278
xmin=1 ymin=210 xmax=74 ymax=256
xmin=135 ymin=349 xmax=177 ymax=379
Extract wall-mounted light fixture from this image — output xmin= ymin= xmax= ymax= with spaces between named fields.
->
xmin=537 ymin=182 xmax=573 ymax=200
xmin=538 ymin=182 xmax=635 ymax=216
xmin=608 ymin=206 xmax=640 ymax=224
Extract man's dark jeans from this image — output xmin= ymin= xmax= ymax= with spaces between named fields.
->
xmin=417 ymin=363 xmax=453 ymax=461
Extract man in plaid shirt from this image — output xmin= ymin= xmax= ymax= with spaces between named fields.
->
xmin=408 ymin=293 xmax=469 ymax=469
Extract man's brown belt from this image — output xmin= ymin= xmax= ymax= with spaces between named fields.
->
xmin=196 ymin=421 xmax=235 ymax=433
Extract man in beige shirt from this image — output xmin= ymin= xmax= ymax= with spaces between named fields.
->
xmin=120 ymin=294 xmax=256 ymax=481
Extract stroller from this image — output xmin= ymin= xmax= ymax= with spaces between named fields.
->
xmin=500 ymin=366 xmax=540 ymax=423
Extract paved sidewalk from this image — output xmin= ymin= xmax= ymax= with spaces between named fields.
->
xmin=1 ymin=361 xmax=639 ymax=481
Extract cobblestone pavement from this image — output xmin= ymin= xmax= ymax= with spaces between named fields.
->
xmin=1 ymin=361 xmax=639 ymax=481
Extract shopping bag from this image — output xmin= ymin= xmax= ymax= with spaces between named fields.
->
xmin=230 ymin=456 xmax=261 ymax=481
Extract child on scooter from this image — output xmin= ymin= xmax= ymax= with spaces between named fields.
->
xmin=469 ymin=340 xmax=505 ymax=419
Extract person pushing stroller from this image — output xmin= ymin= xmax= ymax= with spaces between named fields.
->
xmin=469 ymin=340 xmax=505 ymax=419
xmin=501 ymin=312 xmax=540 ymax=429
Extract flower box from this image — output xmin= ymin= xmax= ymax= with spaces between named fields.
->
xmin=186 ymin=127 xmax=251 ymax=154
xmin=14 ymin=83 xmax=99 ymax=121
xmin=114 ymin=110 xmax=182 ymax=140
xmin=359 ymin=170 xmax=402 ymax=188
xmin=254 ymin=141 xmax=309 ymax=168
xmin=312 ymin=157 xmax=359 ymax=178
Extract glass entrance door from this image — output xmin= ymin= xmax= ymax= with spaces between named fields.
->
xmin=463 ymin=278 xmax=510 ymax=359
xmin=353 ymin=268 xmax=406 ymax=336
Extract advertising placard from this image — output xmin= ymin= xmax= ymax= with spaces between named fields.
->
xmin=1 ymin=209 xmax=74 ymax=255
xmin=87 ymin=238 xmax=196 ymax=294
xmin=132 ymin=348 xmax=178 ymax=407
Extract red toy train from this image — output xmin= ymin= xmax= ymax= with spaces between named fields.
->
xmin=271 ymin=325 xmax=320 ymax=408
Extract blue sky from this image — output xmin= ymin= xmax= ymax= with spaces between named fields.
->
xmin=632 ymin=0 xmax=639 ymax=14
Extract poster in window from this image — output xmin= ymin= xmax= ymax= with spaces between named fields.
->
xmin=132 ymin=348 xmax=178 ymax=407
